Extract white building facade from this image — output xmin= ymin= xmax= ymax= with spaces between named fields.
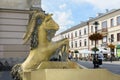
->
xmin=53 ymin=9 xmax=120 ymax=58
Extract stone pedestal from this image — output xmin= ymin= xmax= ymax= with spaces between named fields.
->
xmin=37 ymin=61 xmax=81 ymax=69
xmin=22 ymin=61 xmax=120 ymax=80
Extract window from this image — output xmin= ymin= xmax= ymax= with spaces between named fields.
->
xmin=71 ymin=42 xmax=73 ymax=48
xmin=65 ymin=35 xmax=67 ymax=38
xmin=91 ymin=26 xmax=93 ymax=32
xmin=117 ymin=33 xmax=120 ymax=41
xmin=79 ymin=30 xmax=81 ymax=36
xmin=71 ymin=33 xmax=73 ymax=39
xmin=75 ymin=41 xmax=77 ymax=48
xmin=102 ymin=36 xmax=107 ymax=42
xmin=111 ymin=34 xmax=114 ymax=42
xmin=79 ymin=40 xmax=81 ymax=47
xmin=102 ymin=21 xmax=107 ymax=28
xmin=84 ymin=28 xmax=86 ymax=35
xmin=64 ymin=35 xmax=66 ymax=38
xmin=68 ymin=34 xmax=69 ymax=38
xmin=117 ymin=16 xmax=120 ymax=25
xmin=84 ymin=39 xmax=87 ymax=46
xmin=91 ymin=41 xmax=93 ymax=45
xmin=110 ymin=18 xmax=114 ymax=27
xmin=75 ymin=31 xmax=77 ymax=37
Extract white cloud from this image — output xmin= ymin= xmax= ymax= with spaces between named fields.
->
xmin=41 ymin=0 xmax=120 ymax=34
xmin=87 ymin=0 xmax=120 ymax=10
xmin=42 ymin=1 xmax=75 ymax=34
xmin=53 ymin=10 xmax=75 ymax=34
xmin=59 ymin=4 xmax=67 ymax=10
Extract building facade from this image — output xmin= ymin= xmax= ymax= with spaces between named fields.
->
xmin=0 ymin=0 xmax=42 ymax=60
xmin=53 ymin=9 xmax=120 ymax=58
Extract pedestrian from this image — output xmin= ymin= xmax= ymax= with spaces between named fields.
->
xmin=98 ymin=51 xmax=103 ymax=67
xmin=110 ymin=56 xmax=112 ymax=62
xmin=93 ymin=54 xmax=99 ymax=68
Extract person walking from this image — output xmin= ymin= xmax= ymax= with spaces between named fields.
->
xmin=98 ymin=52 xmax=103 ymax=68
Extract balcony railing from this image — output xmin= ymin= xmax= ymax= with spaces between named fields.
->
xmin=102 ymin=28 xmax=108 ymax=32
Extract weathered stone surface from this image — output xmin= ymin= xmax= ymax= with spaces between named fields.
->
xmin=0 ymin=0 xmax=41 ymax=10
xmin=23 ymin=69 xmax=120 ymax=80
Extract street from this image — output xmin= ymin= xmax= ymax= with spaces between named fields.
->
xmin=76 ymin=60 xmax=120 ymax=74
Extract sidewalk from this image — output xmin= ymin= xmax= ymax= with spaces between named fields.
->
xmin=103 ymin=61 xmax=120 ymax=65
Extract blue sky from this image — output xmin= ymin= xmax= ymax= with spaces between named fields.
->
xmin=41 ymin=0 xmax=120 ymax=34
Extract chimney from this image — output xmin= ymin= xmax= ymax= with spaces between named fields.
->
xmin=96 ymin=13 xmax=103 ymax=17
xmin=106 ymin=9 xmax=109 ymax=13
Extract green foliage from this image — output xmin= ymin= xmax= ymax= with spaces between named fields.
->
xmin=74 ymin=50 xmax=79 ymax=53
xmin=91 ymin=47 xmax=99 ymax=52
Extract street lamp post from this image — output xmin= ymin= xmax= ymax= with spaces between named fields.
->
xmin=109 ymin=38 xmax=114 ymax=62
xmin=89 ymin=21 xmax=103 ymax=68
xmin=93 ymin=21 xmax=99 ymax=54
xmin=89 ymin=21 xmax=104 ymax=68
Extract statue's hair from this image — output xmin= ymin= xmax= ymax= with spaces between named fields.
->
xmin=30 ymin=18 xmax=41 ymax=50
xmin=23 ymin=11 xmax=45 ymax=44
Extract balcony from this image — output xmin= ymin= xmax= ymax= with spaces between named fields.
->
xmin=102 ymin=28 xmax=108 ymax=32
xmin=97 ymin=28 xmax=108 ymax=36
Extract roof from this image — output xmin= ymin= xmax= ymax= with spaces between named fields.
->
xmin=88 ymin=9 xmax=120 ymax=22
xmin=60 ymin=22 xmax=88 ymax=34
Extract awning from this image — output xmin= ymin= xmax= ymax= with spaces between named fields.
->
xmin=91 ymin=47 xmax=110 ymax=54
xmin=79 ymin=49 xmax=94 ymax=54
xmin=98 ymin=48 xmax=110 ymax=54
xmin=116 ymin=45 xmax=120 ymax=49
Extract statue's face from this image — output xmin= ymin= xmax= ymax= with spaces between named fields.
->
xmin=44 ymin=14 xmax=59 ymax=31
xmin=43 ymin=14 xmax=59 ymax=41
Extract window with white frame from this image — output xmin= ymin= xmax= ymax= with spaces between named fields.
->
xmin=110 ymin=18 xmax=114 ymax=27
xmin=75 ymin=41 xmax=77 ymax=48
xmin=71 ymin=33 xmax=73 ymax=39
xmin=91 ymin=26 xmax=93 ymax=32
xmin=75 ymin=31 xmax=77 ymax=37
xmin=71 ymin=41 xmax=73 ymax=48
xmin=102 ymin=36 xmax=107 ymax=42
xmin=84 ymin=28 xmax=86 ymax=35
xmin=111 ymin=34 xmax=114 ymax=42
xmin=79 ymin=40 xmax=82 ymax=47
xmin=117 ymin=33 xmax=120 ymax=41
xmin=91 ymin=40 xmax=93 ymax=45
xmin=79 ymin=30 xmax=81 ymax=36
xmin=84 ymin=39 xmax=87 ymax=46
xmin=117 ymin=16 xmax=120 ymax=25
xmin=102 ymin=21 xmax=107 ymax=28
xmin=68 ymin=34 xmax=69 ymax=38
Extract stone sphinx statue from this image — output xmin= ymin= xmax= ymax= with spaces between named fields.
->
xmin=11 ymin=10 xmax=69 ymax=80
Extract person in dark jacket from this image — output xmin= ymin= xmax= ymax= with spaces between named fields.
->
xmin=93 ymin=54 xmax=99 ymax=68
